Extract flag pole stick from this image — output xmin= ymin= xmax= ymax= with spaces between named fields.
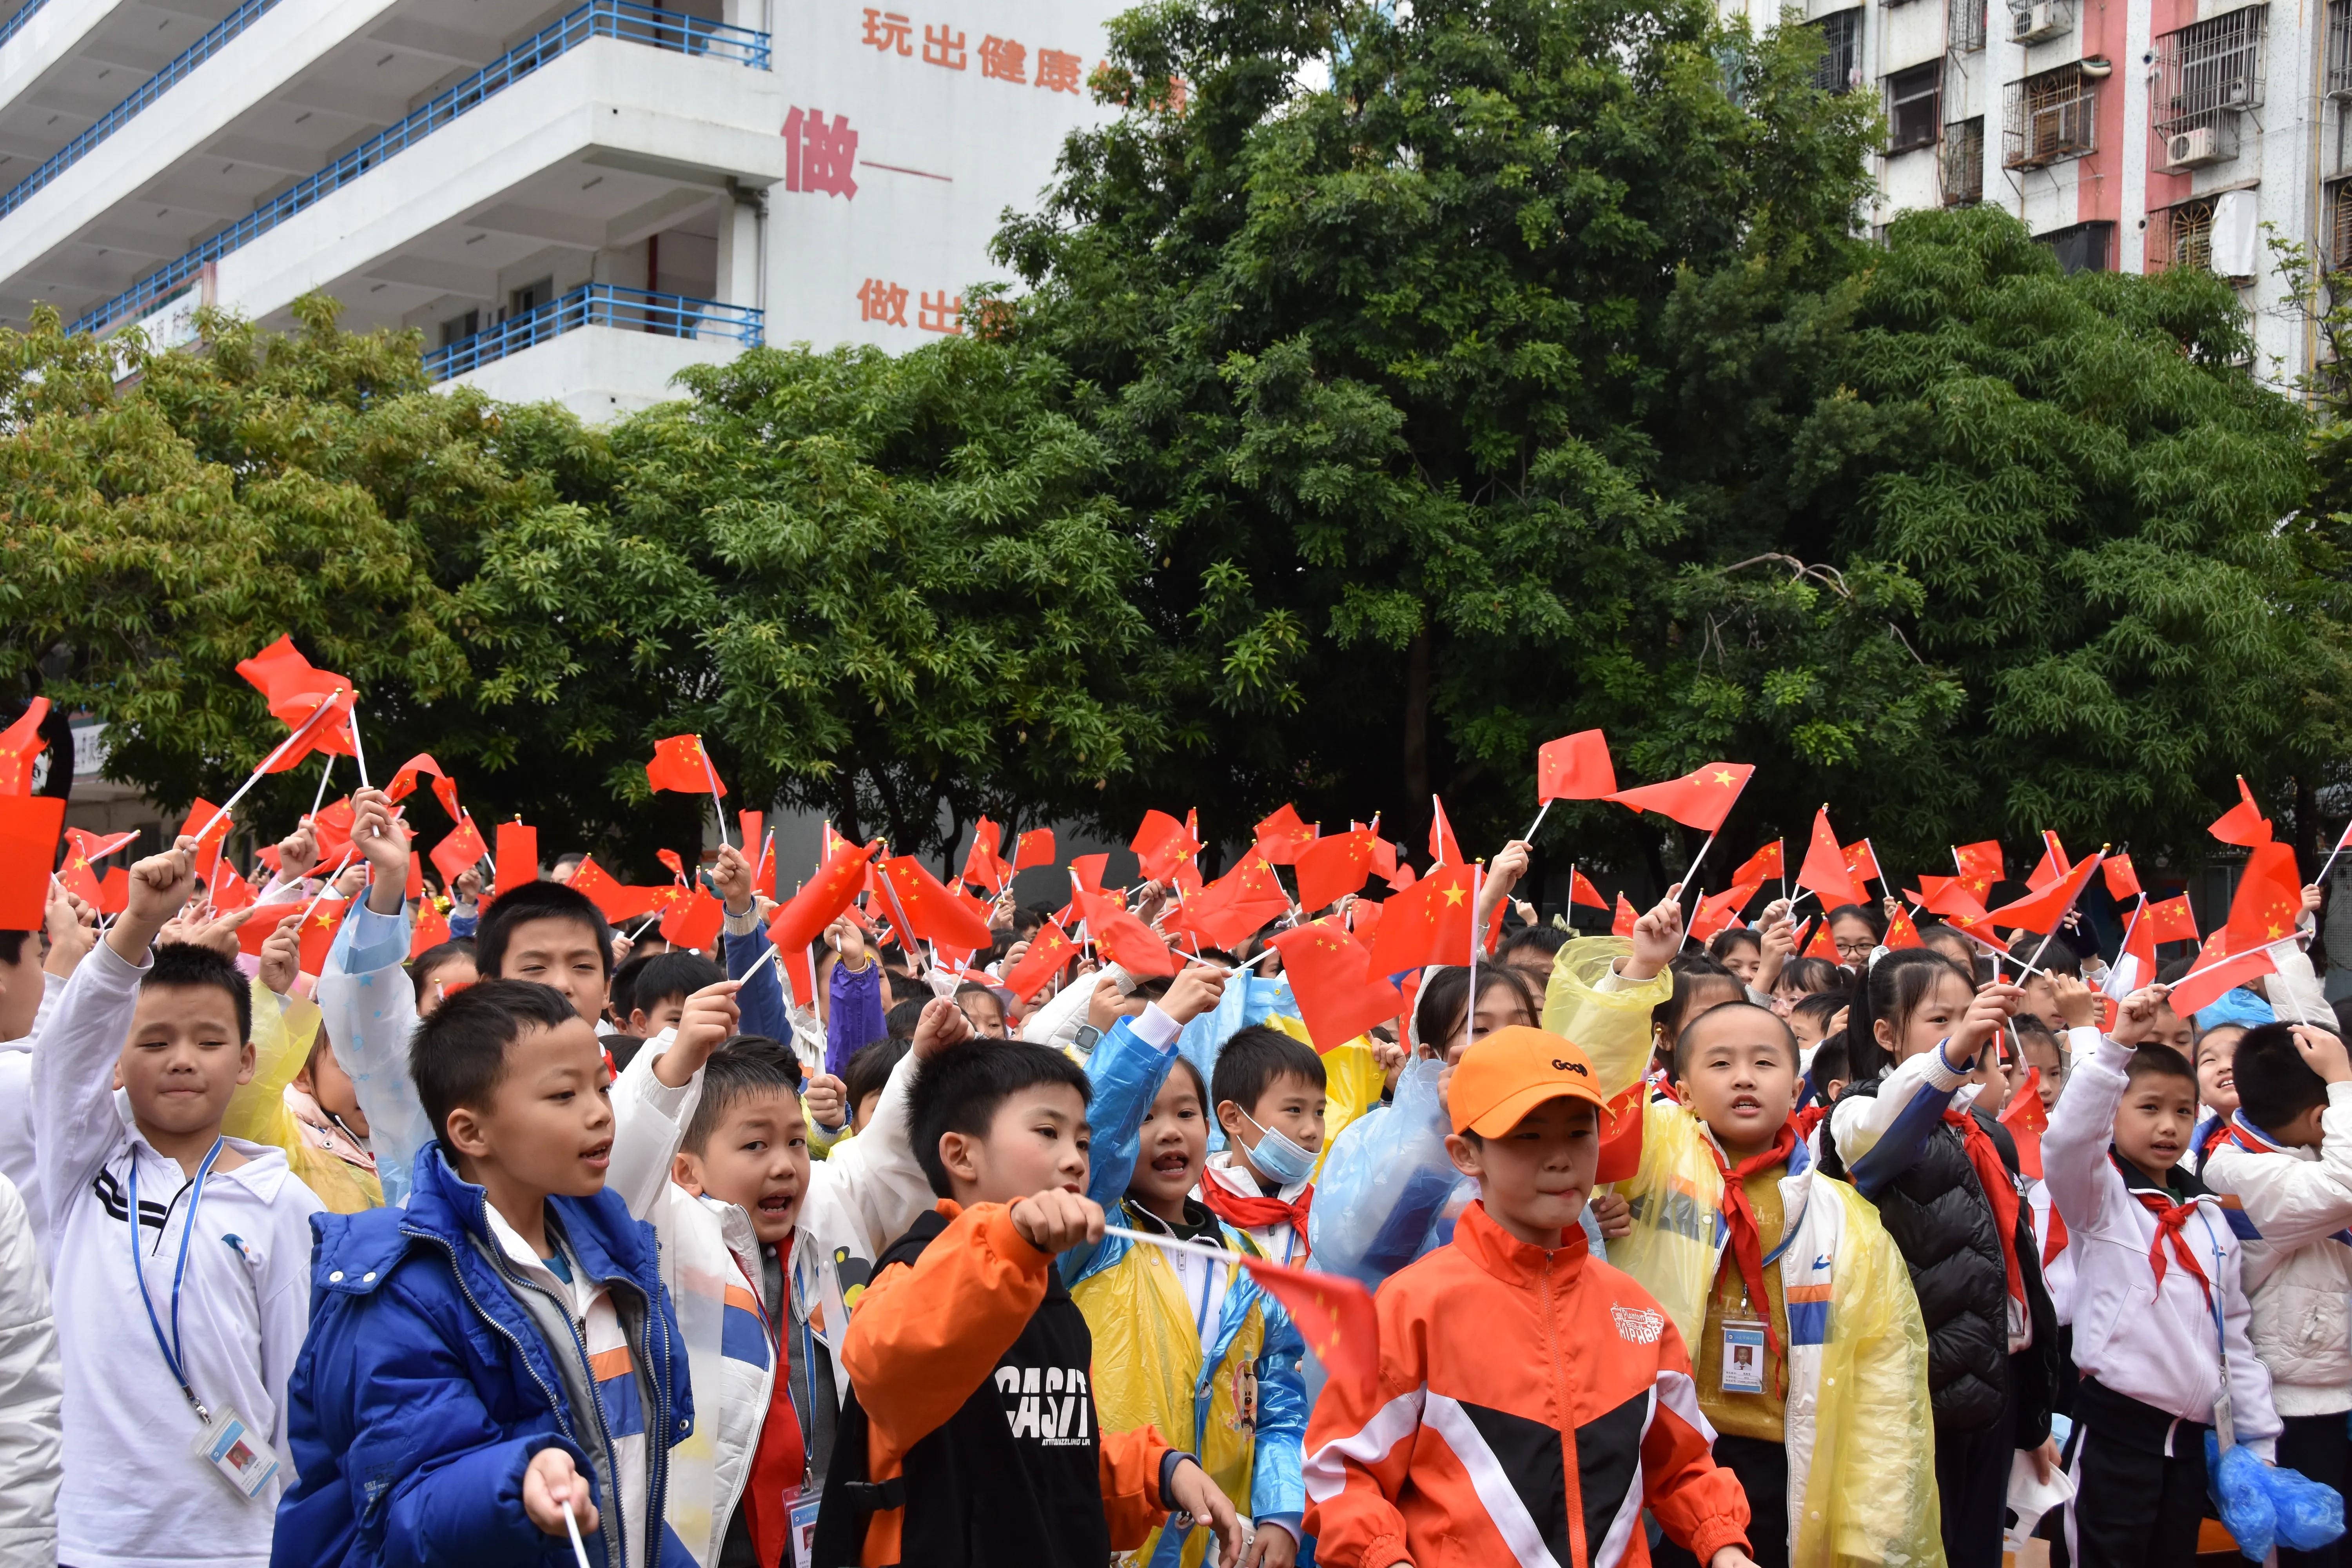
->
xmin=697 ymin=737 xmax=730 ymax=850
xmin=1105 ymin=1222 xmax=1259 ymax=1269
xmin=189 ymin=689 xmax=346 ymax=847
xmin=1466 ymin=860 xmax=1482 ymax=1036
xmin=2021 ymin=848 xmax=2106 ymax=976
xmin=2316 ymin=827 xmax=2352 ymax=889
xmin=346 ymin=704 xmax=372 ymax=793
xmin=309 ymin=755 xmax=335 ymax=819
xmin=1521 ymin=798 xmax=1552 ymax=843
xmin=1673 ymin=831 xmax=1721 ymax=951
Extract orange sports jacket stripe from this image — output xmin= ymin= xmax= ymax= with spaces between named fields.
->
xmin=1303 ymin=1201 xmax=1749 ymax=1568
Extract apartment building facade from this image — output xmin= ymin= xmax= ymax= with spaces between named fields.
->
xmin=1728 ymin=0 xmax=2338 ymax=382
xmin=0 ymin=0 xmax=1116 ymax=419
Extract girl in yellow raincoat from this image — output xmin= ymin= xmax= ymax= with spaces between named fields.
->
xmin=1545 ymin=904 xmax=1945 ymax=1568
xmin=1064 ymin=1008 xmax=1309 ymax=1568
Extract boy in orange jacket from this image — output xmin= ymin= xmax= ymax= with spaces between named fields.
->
xmin=1303 ymin=1025 xmax=1759 ymax=1568
xmin=811 ymin=1039 xmax=1245 ymax=1568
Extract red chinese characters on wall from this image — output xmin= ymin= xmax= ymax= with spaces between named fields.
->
xmin=783 ymin=107 xmax=859 ymax=198
xmin=862 ymin=7 xmax=1091 ymax=94
xmin=856 ymin=281 xmax=965 ymax=334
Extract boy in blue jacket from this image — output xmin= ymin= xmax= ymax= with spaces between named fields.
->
xmin=273 ymin=979 xmax=697 ymax=1568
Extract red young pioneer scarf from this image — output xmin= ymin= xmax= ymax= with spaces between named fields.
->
xmin=1703 ymin=1120 xmax=1800 ymax=1361
xmin=1197 ymin=1164 xmax=1314 ymax=1261
xmin=1947 ymin=1108 xmax=2028 ymax=1321
xmin=2133 ymin=1190 xmax=2213 ymax=1308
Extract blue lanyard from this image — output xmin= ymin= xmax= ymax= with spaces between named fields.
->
xmin=129 ymin=1139 xmax=225 ymax=1423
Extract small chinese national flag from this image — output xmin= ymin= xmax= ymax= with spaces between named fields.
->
xmin=1003 ymin=918 xmax=1078 ymax=1002
xmin=430 ymin=817 xmax=490 ymax=884
xmin=1535 ymin=730 xmax=1617 ymax=802
xmin=1271 ymin=918 xmax=1405 ymax=1049
xmin=1984 ymin=855 xmax=2102 ymax=936
xmin=661 ymin=887 xmax=725 ymax=953
xmin=1952 ymin=841 xmax=2004 ymax=897
xmin=1235 ymin=1256 xmax=1380 ymax=1404
xmin=495 ymin=822 xmax=537 ymax=901
xmin=569 ymin=856 xmax=660 ymax=922
xmin=1885 ymin=904 xmax=1926 ymax=950
xmin=1013 ymin=829 xmax=1056 ymax=871
xmin=96 ymin=866 xmax=128 ymax=916
xmin=1253 ymin=804 xmax=1316 ymax=866
xmin=1731 ymin=840 xmax=1783 ymax=887
xmin=2145 ymin=894 xmax=2199 ymax=944
xmin=1605 ymin=762 xmax=1755 ymax=833
xmin=1071 ymin=854 xmax=1110 ymax=894
xmin=234 ymin=903 xmax=303 ymax=958
xmin=1363 ymin=861 xmax=1481 ymax=977
xmin=183 ymin=799 xmax=233 ymax=858
xmin=2209 ymin=777 xmax=2273 ymax=848
xmin=386 ymin=753 xmax=444 ymax=806
xmin=1130 ymin=810 xmax=1201 ymax=883
xmin=1691 ymin=882 xmax=1758 ymax=944
xmin=1071 ymin=881 xmax=1179 ymax=978
xmin=646 ymin=734 xmax=724 ymax=797
xmin=410 ymin=906 xmax=452 ymax=960
xmin=1802 ymin=920 xmax=1838 ymax=962
xmin=2025 ymin=831 xmax=2070 ymax=892
xmin=1296 ymin=830 xmax=1376 ymax=912
xmin=0 ymin=697 xmax=48 ymax=797
xmin=2224 ymin=841 xmax=2304 ymax=954
xmin=1612 ymin=893 xmax=1637 ymax=938
xmin=2102 ymin=854 xmax=2143 ymax=902
xmin=0 ymin=794 xmax=65 ymax=929
xmin=884 ymin=857 xmax=998 ymax=952
xmin=768 ymin=840 xmax=876 ymax=1002
xmin=1428 ymin=798 xmax=1461 ymax=867
xmin=1999 ymin=1069 xmax=2049 ymax=1180
xmin=1842 ymin=839 xmax=1881 ymax=888
xmin=298 ymin=900 xmax=350 ymax=975
xmin=1570 ymin=869 xmax=1608 ymax=911
xmin=962 ymin=817 xmax=1011 ymax=891
xmin=1797 ymin=808 xmax=1866 ymax=910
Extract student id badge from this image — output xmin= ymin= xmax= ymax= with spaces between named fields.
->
xmin=1720 ymin=1320 xmax=1768 ymax=1396
xmin=789 ymin=1492 xmax=821 ymax=1568
xmin=193 ymin=1404 xmax=282 ymax=1501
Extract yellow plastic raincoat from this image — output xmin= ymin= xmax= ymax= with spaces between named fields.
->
xmin=1543 ymin=937 xmax=1944 ymax=1568
xmin=224 ymin=980 xmax=383 ymax=1214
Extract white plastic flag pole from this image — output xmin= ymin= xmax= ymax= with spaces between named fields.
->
xmin=1672 ymin=831 xmax=1721 ymax=951
xmin=1521 ymin=797 xmax=1553 ymax=843
xmin=188 ymin=690 xmax=346 ymax=848
xmin=2316 ymin=820 xmax=2352 ymax=888
xmin=1465 ymin=860 xmax=1482 ymax=1038
xmin=309 ymin=754 xmax=335 ymax=818
xmin=560 ymin=1499 xmax=592 ymax=1568
xmin=345 ymin=702 xmax=372 ymax=792
xmin=697 ymin=736 xmax=730 ymax=850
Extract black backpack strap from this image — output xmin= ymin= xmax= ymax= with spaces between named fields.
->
xmin=808 ymin=1213 xmax=944 ymax=1567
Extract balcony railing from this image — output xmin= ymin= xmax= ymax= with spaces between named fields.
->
xmin=423 ymin=283 xmax=762 ymax=382
xmin=0 ymin=0 xmax=57 ymax=54
xmin=0 ymin=0 xmax=284 ymax=227
xmin=73 ymin=0 xmax=769 ymax=338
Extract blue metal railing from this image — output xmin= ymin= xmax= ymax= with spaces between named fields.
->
xmin=0 ymin=0 xmax=58 ymax=55
xmin=423 ymin=283 xmax=762 ymax=382
xmin=69 ymin=0 xmax=772 ymax=337
xmin=2 ymin=0 xmax=283 ymax=227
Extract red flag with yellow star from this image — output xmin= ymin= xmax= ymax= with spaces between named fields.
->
xmin=882 ymin=856 xmax=998 ymax=953
xmin=661 ymin=887 xmax=725 ymax=953
xmin=234 ymin=902 xmax=301 ymax=958
xmin=2168 ymin=944 xmax=2279 ymax=1018
xmin=409 ymin=906 xmax=452 ymax=960
xmin=1165 ymin=856 xmax=1290 ymax=951
xmin=1241 ymin=1256 xmax=1379 ymax=1403
xmin=1612 ymin=893 xmax=1637 ymax=937
xmin=1570 ymin=869 xmax=1608 ymax=911
xmin=0 ymin=698 xmax=48 ymax=796
xmin=1984 ymin=854 xmax=2102 ymax=936
xmin=1605 ymin=762 xmax=1755 ymax=833
xmin=298 ymin=900 xmax=349 ymax=974
xmin=429 ymin=817 xmax=489 ymax=884
xmin=962 ymin=817 xmax=1011 ymax=892
xmin=1428 ymin=798 xmax=1462 ymax=866
xmin=1071 ymin=881 xmax=1179 ymax=977
xmin=1731 ymin=840 xmax=1783 ymax=887
xmin=1131 ymin=809 xmax=1201 ymax=883
xmin=1797 ymin=808 xmax=1866 ymax=909
xmin=1886 ymin=904 xmax=1926 ymax=950
xmin=2225 ymin=842 xmax=2304 ymax=956
xmin=1364 ymin=861 xmax=1481 ymax=976
xmin=646 ymin=734 xmax=724 ymax=797
xmin=495 ymin=822 xmax=537 ymax=902
xmin=768 ymin=840 xmax=877 ymax=1002
xmin=58 ymin=828 xmax=106 ymax=906
xmin=568 ymin=855 xmax=662 ymax=922
xmin=1296 ymin=829 xmax=1376 ymax=912
xmin=386 ymin=753 xmax=444 ymax=806
xmin=2025 ymin=831 xmax=2071 ymax=892
xmin=2209 ymin=777 xmax=2273 ymax=848
xmin=1271 ymin=918 xmax=1404 ymax=1047
xmin=1013 ymin=828 xmax=1056 ymax=872
xmin=2147 ymin=894 xmax=2199 ymax=944
xmin=2103 ymin=854 xmax=2143 ymax=902
xmin=1003 ymin=918 xmax=1078 ymax=1002
xmin=1253 ymin=804 xmax=1316 ymax=866
xmin=1691 ymin=882 xmax=1759 ymax=944
xmin=1536 ymin=730 xmax=1617 ymax=801
xmin=1952 ymin=841 xmax=2004 ymax=898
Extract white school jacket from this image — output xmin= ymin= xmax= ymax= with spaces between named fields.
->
xmin=2197 ymin=1086 xmax=2352 ymax=1417
xmin=33 ymin=943 xmax=322 ymax=1568
xmin=608 ymin=1039 xmax=934 ymax=1567
xmin=0 ymin=1170 xmax=60 ymax=1566
xmin=2043 ymin=1034 xmax=2279 ymax=1457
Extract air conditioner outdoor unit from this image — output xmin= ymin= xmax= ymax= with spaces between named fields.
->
xmin=2012 ymin=1 xmax=2066 ymax=42
xmin=2169 ymin=125 xmax=2221 ymax=165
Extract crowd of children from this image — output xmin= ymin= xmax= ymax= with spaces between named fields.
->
xmin=8 ymin=769 xmax=2352 ymax=1568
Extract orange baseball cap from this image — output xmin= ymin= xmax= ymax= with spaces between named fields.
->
xmin=1449 ymin=1025 xmax=1608 ymax=1136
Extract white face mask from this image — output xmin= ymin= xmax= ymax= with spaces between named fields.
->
xmin=1236 ymin=1107 xmax=1316 ymax=1188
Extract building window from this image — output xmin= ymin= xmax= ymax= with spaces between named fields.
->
xmin=438 ymin=309 xmax=480 ymax=348
xmin=1887 ymin=62 xmax=1942 ymax=151
xmin=2161 ymin=198 xmax=2218 ymax=271
xmin=2004 ymin=64 xmax=2096 ymax=167
xmin=2331 ymin=0 xmax=2352 ymax=100
xmin=2152 ymin=6 xmax=2266 ymax=168
xmin=2327 ymin=178 xmax=2352 ymax=272
xmin=1813 ymin=9 xmax=1864 ymax=92
xmin=1950 ymin=0 xmax=1988 ymax=52
xmin=2038 ymin=220 xmax=2114 ymax=272
xmin=1942 ymin=116 xmax=1986 ymax=201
